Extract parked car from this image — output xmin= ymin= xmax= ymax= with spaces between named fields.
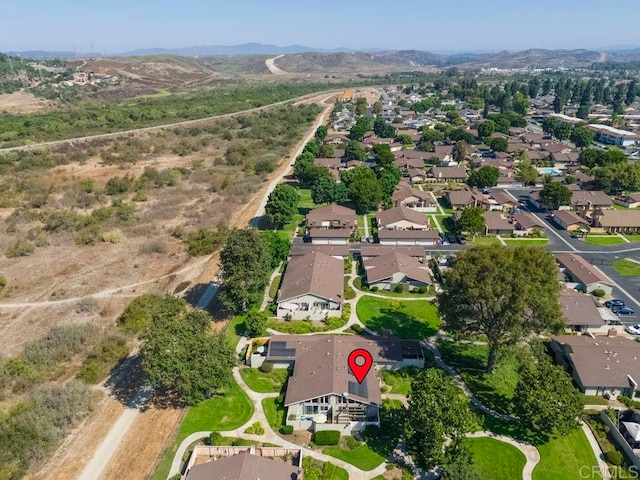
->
xmin=457 ymin=235 xmax=467 ymax=245
xmin=613 ymin=306 xmax=635 ymax=315
xmin=604 ymin=300 xmax=626 ymax=308
xmin=625 ymin=324 xmax=640 ymax=335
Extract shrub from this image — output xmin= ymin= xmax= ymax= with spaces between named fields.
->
xmin=341 ymin=304 xmax=351 ymax=323
xmin=6 ymin=239 xmax=35 ymax=258
xmin=350 ymin=324 xmax=364 ymax=334
xmin=259 ymin=362 xmax=274 ymax=373
xmin=0 ymin=275 xmax=6 ymax=289
xmin=245 ymin=422 xmax=265 ymax=435
xmin=209 ymin=432 xmax=223 ymax=446
xmin=139 ymin=239 xmax=170 ymax=255
xmin=605 ymin=450 xmax=623 ymax=466
xmin=77 ymin=332 xmax=130 ymax=384
xmin=118 ymin=293 xmax=171 ymax=334
xmin=185 ymin=227 xmax=229 ymax=256
xmin=370 ymin=286 xmax=378 ymax=292
xmin=314 ymin=430 xmax=340 ymax=445
xmin=246 ymin=310 xmax=269 ymax=337
xmin=418 ymin=286 xmax=428 ymax=294
xmin=100 ymin=229 xmax=124 ymax=244
xmin=75 ymin=297 xmax=98 ymax=314
xmin=394 ymin=284 xmax=404 ymax=294
xmin=592 ymin=289 xmax=606 ymax=298
xmin=280 ymin=425 xmax=294 ymax=435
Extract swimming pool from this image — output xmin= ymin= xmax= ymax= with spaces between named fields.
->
xmin=538 ymin=167 xmax=561 ymax=176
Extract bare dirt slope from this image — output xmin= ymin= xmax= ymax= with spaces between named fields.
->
xmin=0 ymin=90 xmax=55 ymax=113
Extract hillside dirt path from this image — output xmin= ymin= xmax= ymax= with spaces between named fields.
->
xmin=265 ymin=55 xmax=287 ymax=75
xmin=30 ymin=91 xmax=338 ymax=480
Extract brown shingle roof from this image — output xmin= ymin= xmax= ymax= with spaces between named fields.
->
xmin=364 ymin=251 xmax=431 ymax=284
xmin=308 ymin=228 xmax=351 ymax=239
xmin=267 ymin=336 xmax=405 ymax=405
xmin=185 ymin=453 xmax=300 ymax=480
xmin=314 ymin=158 xmax=341 ymax=169
xmin=395 ymin=157 xmax=425 ymax=169
xmin=377 ymin=229 xmax=440 ymax=240
xmin=595 ymin=209 xmax=640 ymax=228
xmin=560 ymin=291 xmax=605 ymax=327
xmin=552 ymin=210 xmax=588 ymax=226
xmin=430 ymin=167 xmax=468 ymax=179
xmin=306 ymin=204 xmax=357 ymax=229
xmin=571 ymin=190 xmax=613 ymax=208
xmin=392 ymin=187 xmax=433 ymax=204
xmin=556 ymin=253 xmax=613 ymax=287
xmin=512 ymin=212 xmax=545 ymax=230
xmin=377 ymin=206 xmax=429 ymax=229
xmin=278 ymin=252 xmax=343 ymax=304
xmin=360 ymin=246 xmax=426 ymax=258
xmin=289 ymin=245 xmax=350 ymax=257
xmin=490 ymin=190 xmax=518 ymax=206
xmin=552 ymin=335 xmax=640 ymax=389
xmin=484 ymin=212 xmax=514 ymax=232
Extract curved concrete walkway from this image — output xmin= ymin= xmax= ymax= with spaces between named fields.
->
xmin=466 ymin=431 xmax=540 ymax=480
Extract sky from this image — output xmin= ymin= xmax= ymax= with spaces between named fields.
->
xmin=3 ymin=0 xmax=640 ymax=53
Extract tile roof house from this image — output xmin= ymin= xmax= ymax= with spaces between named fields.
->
xmin=277 ymin=252 xmax=344 ymax=320
xmin=560 ymin=290 xmax=606 ymax=332
xmin=551 ymin=335 xmax=640 ymax=398
xmin=392 ymin=187 xmax=437 ymax=212
xmin=484 ymin=212 xmax=515 ymax=235
xmin=306 ymin=204 xmax=357 ymax=245
xmin=556 ymin=253 xmax=614 ymax=295
xmin=185 ymin=450 xmax=302 ymax=480
xmin=363 ymin=251 xmax=431 ymax=291
xmin=592 ymin=209 xmax=640 ymax=233
xmin=263 ymin=335 xmax=424 ymax=433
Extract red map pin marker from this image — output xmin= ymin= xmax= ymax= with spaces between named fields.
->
xmin=348 ymin=349 xmax=373 ymax=384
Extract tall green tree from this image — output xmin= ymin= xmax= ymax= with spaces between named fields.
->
xmin=516 ymin=160 xmax=539 ymax=186
xmin=452 ymin=140 xmax=467 ymax=164
xmin=373 ymin=117 xmax=396 ymax=138
xmin=219 ymin=229 xmax=272 ymax=312
xmin=570 ymin=125 xmax=594 ymax=148
xmin=539 ymin=182 xmax=572 ymax=210
xmin=262 ymin=231 xmax=291 ymax=268
xmin=245 ymin=310 xmax=269 ymax=337
xmin=514 ymin=355 xmax=583 ymax=435
xmin=373 ymin=143 xmax=395 ymax=168
xmin=141 ymin=301 xmax=235 ymax=405
xmin=293 ymin=152 xmax=331 ymax=187
xmin=355 ymin=97 xmax=367 ymax=116
xmin=314 ymin=125 xmax=327 ymax=142
xmin=347 ymin=166 xmax=383 ymax=214
xmin=311 ymin=176 xmax=349 ymax=205
xmin=265 ymin=183 xmax=298 ymax=226
xmin=344 ymin=140 xmax=367 ymax=161
xmin=438 ymin=245 xmax=563 ymax=372
xmin=512 ymin=92 xmax=530 ymax=116
xmin=405 ymin=369 xmax=474 ymax=469
xmin=467 ymin=166 xmax=500 ymax=189
xmin=477 ymin=120 xmax=496 ymax=139
xmin=372 ymin=101 xmax=383 ymax=115
xmin=456 ymin=207 xmax=486 ymax=239
xmin=488 ymin=136 xmax=508 ymax=152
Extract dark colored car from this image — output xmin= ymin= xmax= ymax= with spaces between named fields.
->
xmin=604 ymin=300 xmax=626 ymax=308
xmin=457 ymin=235 xmax=467 ymax=245
xmin=613 ymin=306 xmax=635 ymax=315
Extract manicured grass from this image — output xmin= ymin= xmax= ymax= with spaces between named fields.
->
xmin=356 ymin=296 xmax=440 ymax=339
xmin=381 ymin=367 xmax=422 ymax=394
xmin=225 ymin=315 xmax=247 ymax=348
xmin=583 ymin=236 xmax=625 ymax=245
xmin=323 ymin=439 xmax=386 ymax=471
xmin=623 ymin=234 xmax=640 ymax=243
xmin=532 ymin=428 xmax=602 ymax=480
xmin=502 ymin=238 xmax=549 ymax=246
xmin=613 ymin=259 xmax=640 ymax=276
xmin=437 ymin=198 xmax=454 ymax=215
xmin=353 ymin=277 xmax=434 ymax=298
xmin=269 ymin=274 xmax=281 ymax=299
xmin=469 ymin=236 xmax=502 ymax=245
xmin=303 ymin=458 xmax=349 ymax=480
xmin=262 ymin=396 xmax=286 ymax=432
xmin=239 ymin=368 xmax=289 ymax=393
xmin=468 ymin=437 xmax=526 ymax=480
xmin=344 ymin=276 xmax=356 ymax=300
xmin=268 ymin=315 xmax=347 ymax=334
xmin=180 ymin=381 xmax=254 ymax=433
xmin=437 ymin=340 xmax=519 ymax=416
xmin=612 ymin=204 xmax=629 ymax=210
xmin=151 ymin=381 xmax=254 ymax=480
xmin=583 ymin=395 xmax=609 ymax=405
xmin=297 ymin=188 xmax=315 ymax=209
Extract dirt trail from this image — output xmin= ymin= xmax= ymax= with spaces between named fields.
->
xmin=28 ymin=91 xmax=338 ymax=480
xmin=265 ymin=55 xmax=287 ymax=75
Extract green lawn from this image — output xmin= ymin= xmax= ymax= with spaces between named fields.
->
xmin=469 ymin=236 xmax=502 ymax=245
xmin=268 ymin=274 xmax=282 ymax=299
xmin=613 ymin=259 xmax=640 ymax=276
xmin=437 ymin=340 xmax=519 ymax=416
xmin=532 ymin=428 xmax=602 ymax=480
xmin=353 ymin=277 xmax=434 ymax=298
xmin=437 ymin=198 xmax=454 ymax=215
xmin=502 ymin=238 xmax=549 ymax=246
xmin=225 ymin=315 xmax=247 ymax=348
xmin=612 ymin=204 xmax=629 ymax=210
xmin=303 ymin=458 xmax=349 ymax=480
xmin=356 ymin=296 xmax=440 ymax=339
xmin=323 ymin=439 xmax=386 ymax=471
xmin=381 ymin=367 xmax=422 ymax=394
xmin=297 ymin=188 xmax=315 ymax=209
xmin=583 ymin=395 xmax=609 ymax=405
xmin=468 ymin=437 xmax=526 ymax=480
xmin=151 ymin=380 xmax=254 ymax=480
xmin=262 ymin=396 xmax=286 ymax=432
xmin=239 ymin=368 xmax=289 ymax=393
xmin=623 ymin=234 xmax=640 ymax=243
xmin=583 ymin=236 xmax=625 ymax=245
xmin=267 ymin=316 xmax=347 ymax=334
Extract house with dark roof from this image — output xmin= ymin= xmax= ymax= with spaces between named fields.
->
xmin=614 ymin=193 xmax=640 ymax=209
xmin=363 ymin=251 xmax=431 ymax=291
xmin=445 ymin=189 xmax=485 ymax=210
xmin=263 ymin=335 xmax=424 ymax=433
xmin=551 ymin=335 xmax=640 ymax=398
xmin=306 ymin=204 xmax=357 ymax=245
xmin=184 ymin=448 xmax=302 ymax=480
xmin=277 ymin=252 xmax=343 ymax=320
xmin=407 ymin=168 xmax=428 ymax=184
xmin=560 ymin=290 xmax=606 ymax=332
xmin=556 ymin=253 xmax=614 ymax=295
xmin=428 ymin=167 xmax=468 ymax=182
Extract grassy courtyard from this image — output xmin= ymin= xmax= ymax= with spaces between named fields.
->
xmin=583 ymin=236 xmax=625 ymax=245
xmin=381 ymin=367 xmax=422 ymax=394
xmin=502 ymin=238 xmax=549 ymax=246
xmin=322 ymin=438 xmax=386 ymax=471
xmin=356 ymin=296 xmax=440 ymax=339
xmin=613 ymin=259 xmax=640 ymax=276
xmin=468 ymin=437 xmax=526 ymax=480
xmin=262 ymin=396 xmax=286 ymax=432
xmin=532 ymin=428 xmax=603 ymax=480
xmin=239 ymin=368 xmax=289 ymax=393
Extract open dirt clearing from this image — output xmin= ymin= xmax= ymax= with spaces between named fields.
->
xmin=0 ymin=90 xmax=55 ymax=113
xmin=21 ymin=91 xmax=339 ymax=480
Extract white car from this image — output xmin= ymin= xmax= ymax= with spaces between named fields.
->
xmin=625 ymin=324 xmax=640 ymax=335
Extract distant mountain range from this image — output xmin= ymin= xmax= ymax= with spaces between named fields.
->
xmin=4 ymin=43 xmax=640 ymax=69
